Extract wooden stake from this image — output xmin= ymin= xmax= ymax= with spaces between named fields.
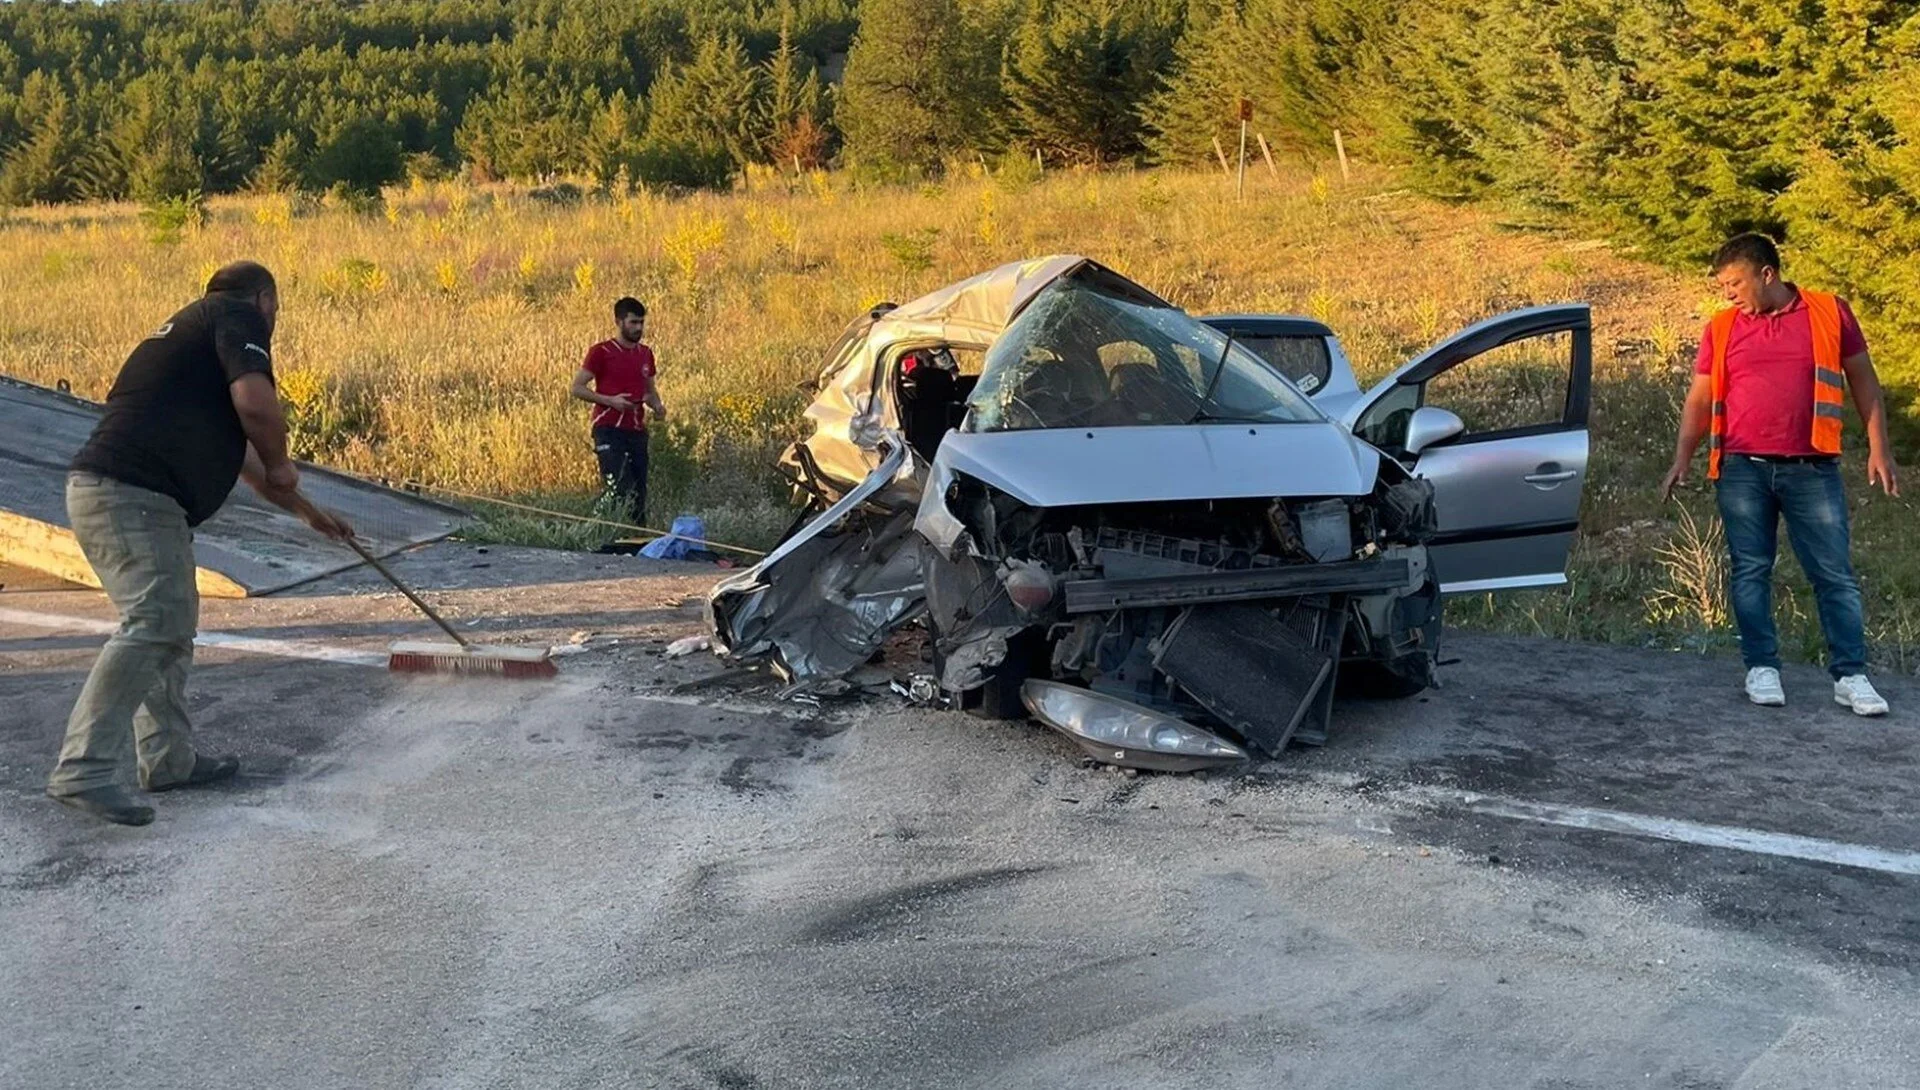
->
xmin=1212 ymin=135 xmax=1232 ymax=177
xmin=1334 ymin=129 xmax=1351 ymax=183
xmin=1236 ymin=119 xmax=1248 ymax=200
xmin=1258 ymin=133 xmax=1279 ymax=179
xmin=1034 ymin=148 xmax=1044 ymax=174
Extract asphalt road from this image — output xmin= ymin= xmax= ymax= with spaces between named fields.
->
xmin=2 ymin=543 xmax=1916 ymax=1089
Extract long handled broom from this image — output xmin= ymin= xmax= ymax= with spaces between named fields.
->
xmin=293 ymin=494 xmax=556 ymax=679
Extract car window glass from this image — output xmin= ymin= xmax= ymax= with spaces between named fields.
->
xmin=1424 ymin=330 xmax=1572 ymax=434
xmin=966 ymin=271 xmax=1323 ymax=432
xmin=1354 ymin=382 xmax=1420 ymax=452
xmin=1236 ymin=334 xmax=1332 ymax=395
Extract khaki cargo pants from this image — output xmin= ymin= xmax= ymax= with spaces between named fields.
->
xmin=47 ymin=472 xmax=201 ymax=795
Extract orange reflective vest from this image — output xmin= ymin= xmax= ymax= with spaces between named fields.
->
xmin=1706 ymin=288 xmax=1847 ymax=480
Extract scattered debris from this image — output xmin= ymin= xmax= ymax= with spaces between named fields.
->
xmin=667 ymin=667 xmax=770 ymax=696
xmin=890 ymin=674 xmax=945 ymax=707
xmin=665 ymin=635 xmax=711 ymax=658
xmin=550 ymin=634 xmax=617 ymax=658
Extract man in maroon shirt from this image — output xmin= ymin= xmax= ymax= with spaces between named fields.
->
xmin=570 ymin=297 xmax=666 ymax=528
xmin=1662 ymin=234 xmax=1899 ymax=715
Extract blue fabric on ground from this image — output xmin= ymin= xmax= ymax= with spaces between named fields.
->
xmin=640 ymin=515 xmax=708 ymax=560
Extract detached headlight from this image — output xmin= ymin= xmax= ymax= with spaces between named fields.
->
xmin=1020 ymin=681 xmax=1246 ymax=773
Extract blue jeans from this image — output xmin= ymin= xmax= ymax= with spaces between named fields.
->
xmin=1715 ymin=455 xmax=1867 ymax=679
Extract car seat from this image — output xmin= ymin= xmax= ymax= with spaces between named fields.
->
xmin=900 ymin=352 xmax=959 ymax=461
xmin=1107 ymin=361 xmax=1196 ymax=425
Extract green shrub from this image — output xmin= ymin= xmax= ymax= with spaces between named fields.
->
xmin=138 ymin=192 xmax=206 ymax=246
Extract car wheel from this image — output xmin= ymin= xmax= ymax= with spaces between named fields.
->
xmin=955 ymin=629 xmax=1049 ymax=721
xmin=1340 ymin=652 xmax=1434 ymax=699
xmin=1341 ymin=576 xmax=1442 ymax=699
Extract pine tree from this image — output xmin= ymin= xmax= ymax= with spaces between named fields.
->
xmin=1770 ymin=46 xmax=1920 ymax=393
xmin=308 ymin=118 xmax=404 ymax=195
xmin=836 ymin=0 xmax=973 ymax=172
xmin=1144 ymin=0 xmax=1391 ymax=167
xmin=1005 ymin=0 xmax=1175 ymax=165
xmin=763 ymin=7 xmax=830 ymax=168
xmin=0 ymin=76 xmax=86 ymax=206
xmin=1140 ymin=4 xmax=1239 ymax=168
xmin=583 ymin=90 xmax=647 ymax=184
xmin=252 ymin=131 xmax=307 ymax=193
xmin=455 ymin=69 xmax=591 ymax=181
xmin=644 ymin=33 xmax=763 ymax=168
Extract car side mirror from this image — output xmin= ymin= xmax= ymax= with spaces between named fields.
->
xmin=1404 ymin=406 xmax=1466 ymax=456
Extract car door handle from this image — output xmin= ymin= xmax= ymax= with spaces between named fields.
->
xmin=1524 ymin=469 xmax=1578 ymax=485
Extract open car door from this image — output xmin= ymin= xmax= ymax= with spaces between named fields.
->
xmin=1345 ymin=305 xmax=1591 ymax=594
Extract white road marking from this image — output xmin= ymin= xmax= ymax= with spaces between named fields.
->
xmin=1 ymin=606 xmax=388 ymax=668
xmin=4 ymin=609 xmax=806 ymax=712
xmin=1425 ymin=788 xmax=1920 ymax=877
xmin=10 ymin=603 xmax=1916 ymax=873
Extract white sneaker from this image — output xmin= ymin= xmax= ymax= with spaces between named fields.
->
xmin=1745 ymin=667 xmax=1786 ymax=707
xmin=1834 ymin=675 xmax=1890 ymax=717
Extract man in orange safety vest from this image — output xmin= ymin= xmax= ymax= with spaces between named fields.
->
xmin=1661 ymin=233 xmax=1899 ymax=716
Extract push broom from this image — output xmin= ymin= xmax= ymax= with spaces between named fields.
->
xmin=293 ymin=494 xmax=557 ymax=679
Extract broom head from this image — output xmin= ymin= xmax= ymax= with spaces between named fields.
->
xmin=388 ymin=640 xmax=558 ymax=679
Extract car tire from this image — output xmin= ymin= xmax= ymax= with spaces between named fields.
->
xmin=956 ymin=629 xmax=1048 ymax=721
xmin=1340 ymin=652 xmax=1434 ymax=699
xmin=1342 ymin=575 xmax=1442 ymax=699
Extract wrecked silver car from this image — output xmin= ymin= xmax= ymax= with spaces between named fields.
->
xmin=709 ymin=257 xmax=1591 ymax=770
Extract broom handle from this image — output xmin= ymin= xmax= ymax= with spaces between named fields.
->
xmin=287 ymin=492 xmax=472 ymax=649
xmin=342 ymin=535 xmax=473 ymax=649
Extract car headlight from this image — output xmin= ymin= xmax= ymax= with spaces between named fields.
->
xmin=1020 ymin=681 xmax=1246 ymax=772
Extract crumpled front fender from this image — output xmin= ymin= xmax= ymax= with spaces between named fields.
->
xmin=707 ymin=439 xmax=926 ymax=687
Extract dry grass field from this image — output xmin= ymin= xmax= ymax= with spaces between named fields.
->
xmin=3 ymin=164 xmax=1916 ymax=669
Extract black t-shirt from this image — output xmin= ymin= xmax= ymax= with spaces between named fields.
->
xmin=70 ymin=294 xmax=275 ymax=526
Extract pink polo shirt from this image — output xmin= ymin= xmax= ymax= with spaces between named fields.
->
xmin=1694 ymin=287 xmax=1867 ymax=456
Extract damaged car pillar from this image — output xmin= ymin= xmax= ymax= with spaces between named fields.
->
xmin=710 ymin=255 xmax=1591 ymax=772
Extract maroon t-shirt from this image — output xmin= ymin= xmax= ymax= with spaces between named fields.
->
xmin=1694 ymin=288 xmax=1867 ymax=456
xmin=582 ymin=339 xmax=656 ymax=431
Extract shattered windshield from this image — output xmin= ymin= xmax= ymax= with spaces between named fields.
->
xmin=964 ymin=270 xmax=1324 ymax=432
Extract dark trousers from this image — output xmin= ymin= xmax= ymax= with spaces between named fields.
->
xmin=593 ymin=426 xmax=649 ymax=527
xmin=1715 ymin=454 xmax=1867 ymax=679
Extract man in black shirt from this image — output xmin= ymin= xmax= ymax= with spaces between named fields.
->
xmin=52 ymin=261 xmax=354 ymax=826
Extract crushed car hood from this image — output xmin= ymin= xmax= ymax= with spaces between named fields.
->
xmin=930 ymin=423 xmax=1380 ymax=508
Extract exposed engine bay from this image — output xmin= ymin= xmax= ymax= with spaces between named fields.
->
xmin=919 ymin=463 xmax=1440 ymax=764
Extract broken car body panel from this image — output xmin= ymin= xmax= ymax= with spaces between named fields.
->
xmin=784 ymin=255 xmax=1135 ymax=498
xmin=706 ymin=440 xmax=922 ymax=686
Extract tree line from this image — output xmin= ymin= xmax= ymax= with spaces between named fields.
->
xmin=0 ymin=0 xmax=856 ymax=202
xmin=5 ymin=0 xmax=1920 ymax=353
